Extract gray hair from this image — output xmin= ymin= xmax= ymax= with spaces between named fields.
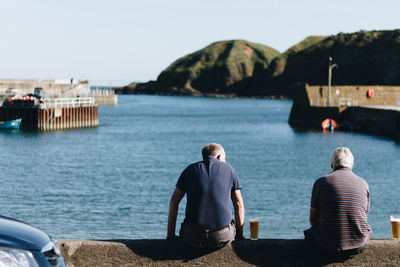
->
xmin=330 ymin=147 xmax=354 ymax=170
xmin=202 ymin=143 xmax=225 ymax=160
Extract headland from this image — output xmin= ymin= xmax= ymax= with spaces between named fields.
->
xmin=115 ymin=29 xmax=400 ymax=99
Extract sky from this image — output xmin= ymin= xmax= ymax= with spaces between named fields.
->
xmin=1 ymin=0 xmax=399 ymax=86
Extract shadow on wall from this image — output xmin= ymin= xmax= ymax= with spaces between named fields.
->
xmin=109 ymin=239 xmax=220 ymax=262
xmin=231 ymin=239 xmax=353 ymax=266
xmin=107 ymin=239 xmax=354 ymax=266
xmin=58 ymin=239 xmax=400 ymax=266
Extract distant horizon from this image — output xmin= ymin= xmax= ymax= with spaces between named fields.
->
xmin=1 ymin=0 xmax=399 ymax=86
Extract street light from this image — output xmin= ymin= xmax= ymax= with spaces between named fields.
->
xmin=328 ymin=57 xmax=338 ymax=107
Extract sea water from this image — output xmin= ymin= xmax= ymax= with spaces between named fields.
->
xmin=0 ymin=95 xmax=399 ymax=240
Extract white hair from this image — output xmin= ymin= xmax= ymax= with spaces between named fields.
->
xmin=202 ymin=143 xmax=225 ymax=160
xmin=330 ymin=147 xmax=354 ymax=170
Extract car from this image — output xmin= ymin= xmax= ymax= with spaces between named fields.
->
xmin=25 ymin=94 xmax=46 ymax=103
xmin=0 ymin=215 xmax=66 ymax=267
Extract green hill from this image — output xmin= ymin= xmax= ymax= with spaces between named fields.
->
xmin=116 ymin=29 xmax=400 ymax=98
xmin=117 ymin=40 xmax=279 ymax=96
xmin=261 ymin=29 xmax=400 ymax=96
xmin=268 ymin=36 xmax=327 ymax=78
xmin=250 ymin=36 xmax=327 ymax=96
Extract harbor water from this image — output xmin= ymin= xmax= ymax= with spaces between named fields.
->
xmin=0 ymin=95 xmax=399 ymax=240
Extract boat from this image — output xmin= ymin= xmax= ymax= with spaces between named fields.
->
xmin=0 ymin=118 xmax=22 ymax=130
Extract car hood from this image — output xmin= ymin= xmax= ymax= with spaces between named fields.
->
xmin=0 ymin=216 xmax=50 ymax=250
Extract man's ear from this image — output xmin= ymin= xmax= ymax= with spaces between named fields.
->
xmin=216 ymin=154 xmax=221 ymax=161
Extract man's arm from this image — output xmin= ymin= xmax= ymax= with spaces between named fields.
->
xmin=309 ymin=207 xmax=320 ymax=227
xmin=231 ymin=189 xmax=245 ymax=239
xmin=167 ymin=187 xmax=185 ymax=239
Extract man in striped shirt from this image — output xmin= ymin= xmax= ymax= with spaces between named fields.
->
xmin=304 ymin=147 xmax=372 ymax=257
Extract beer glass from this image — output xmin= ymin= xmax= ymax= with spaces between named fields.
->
xmin=250 ymin=218 xmax=259 ymax=240
xmin=391 ymin=215 xmax=400 ymax=239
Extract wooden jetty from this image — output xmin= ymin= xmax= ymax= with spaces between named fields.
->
xmin=0 ymin=97 xmax=98 ymax=131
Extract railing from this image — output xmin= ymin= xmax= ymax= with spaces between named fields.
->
xmin=42 ymin=97 xmax=95 ymax=108
xmin=90 ymin=88 xmax=115 ymax=95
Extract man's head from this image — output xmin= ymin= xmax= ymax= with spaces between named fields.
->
xmin=330 ymin=147 xmax=354 ymax=170
xmin=202 ymin=143 xmax=226 ymax=162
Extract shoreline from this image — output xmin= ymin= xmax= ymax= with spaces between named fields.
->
xmin=114 ymin=91 xmax=291 ymax=100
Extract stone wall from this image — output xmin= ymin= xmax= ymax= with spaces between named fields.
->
xmin=289 ymin=84 xmax=400 ymax=140
xmin=306 ymin=85 xmax=400 ymax=107
xmin=93 ymin=95 xmax=118 ymax=106
xmin=348 ymin=106 xmax=400 ymax=140
xmin=0 ymin=79 xmax=91 ymax=97
xmin=55 ymin=239 xmax=400 ymax=267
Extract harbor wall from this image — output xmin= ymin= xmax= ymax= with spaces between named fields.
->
xmin=55 ymin=239 xmax=400 ymax=266
xmin=38 ymin=106 xmax=99 ymax=131
xmin=304 ymin=84 xmax=400 ymax=107
xmin=348 ymin=106 xmax=400 ymax=140
xmin=0 ymin=106 xmax=98 ymax=131
xmin=94 ymin=95 xmax=118 ymax=106
xmin=289 ymin=84 xmax=400 ymax=140
xmin=0 ymin=79 xmax=118 ymax=106
xmin=289 ymin=105 xmax=400 ymax=140
xmin=0 ymin=79 xmax=90 ymax=97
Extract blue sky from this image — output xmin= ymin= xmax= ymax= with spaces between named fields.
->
xmin=1 ymin=0 xmax=399 ymax=86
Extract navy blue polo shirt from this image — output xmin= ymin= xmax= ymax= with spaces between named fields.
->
xmin=176 ymin=156 xmax=241 ymax=230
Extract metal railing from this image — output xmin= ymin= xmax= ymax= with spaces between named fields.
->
xmin=42 ymin=97 xmax=95 ymax=108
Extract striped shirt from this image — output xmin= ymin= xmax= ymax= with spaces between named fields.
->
xmin=311 ymin=167 xmax=372 ymax=251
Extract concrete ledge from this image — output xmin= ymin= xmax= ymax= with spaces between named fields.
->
xmin=56 ymin=239 xmax=400 ymax=266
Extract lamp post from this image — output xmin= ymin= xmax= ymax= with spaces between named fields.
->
xmin=328 ymin=57 xmax=338 ymax=107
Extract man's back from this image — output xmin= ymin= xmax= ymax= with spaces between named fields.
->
xmin=177 ymin=157 xmax=241 ymax=230
xmin=311 ymin=167 xmax=372 ymax=251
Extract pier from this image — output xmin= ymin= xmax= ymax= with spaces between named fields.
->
xmin=0 ymin=79 xmax=117 ymax=106
xmin=289 ymin=84 xmax=400 ymax=140
xmin=0 ymin=79 xmax=118 ymax=131
xmin=56 ymin=239 xmax=400 ymax=266
xmin=0 ymin=97 xmax=98 ymax=131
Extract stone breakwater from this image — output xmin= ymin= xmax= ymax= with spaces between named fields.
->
xmin=289 ymin=84 xmax=400 ymax=140
xmin=56 ymin=239 xmax=400 ymax=266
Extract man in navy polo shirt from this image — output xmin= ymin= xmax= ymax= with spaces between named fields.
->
xmin=167 ymin=143 xmax=245 ymax=248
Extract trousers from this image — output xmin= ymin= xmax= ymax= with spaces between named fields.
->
xmin=179 ymin=220 xmax=236 ymax=248
xmin=304 ymin=227 xmax=367 ymax=259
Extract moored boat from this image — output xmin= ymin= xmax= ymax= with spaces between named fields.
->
xmin=0 ymin=118 xmax=22 ymax=130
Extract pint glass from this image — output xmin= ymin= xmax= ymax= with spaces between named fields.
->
xmin=391 ymin=215 xmax=400 ymax=239
xmin=250 ymin=219 xmax=259 ymax=240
